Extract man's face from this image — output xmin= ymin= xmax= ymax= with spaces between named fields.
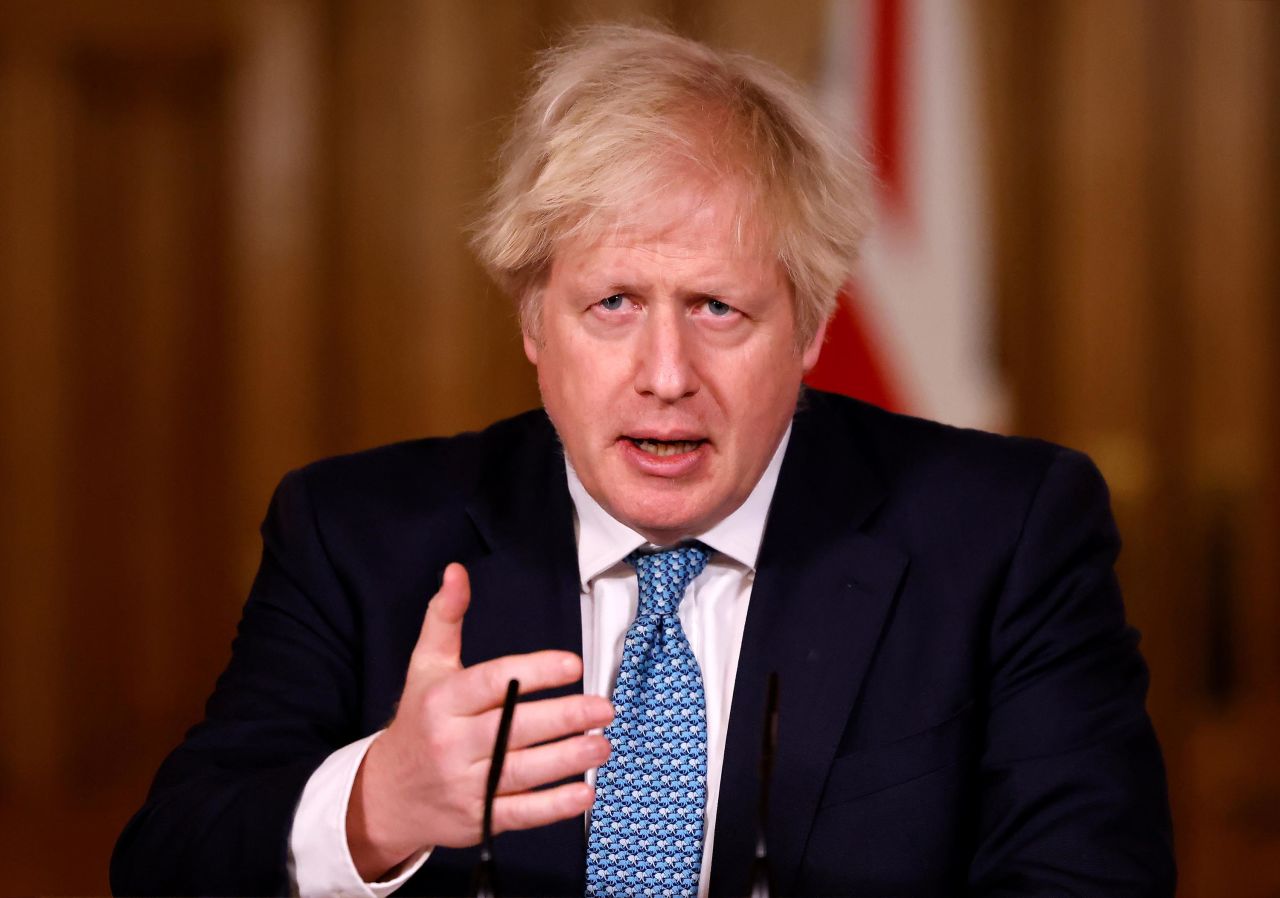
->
xmin=525 ymin=183 xmax=825 ymax=544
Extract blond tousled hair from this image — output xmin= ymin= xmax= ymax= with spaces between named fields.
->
xmin=470 ymin=23 xmax=871 ymax=348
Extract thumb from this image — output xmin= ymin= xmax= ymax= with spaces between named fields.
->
xmin=410 ymin=562 xmax=470 ymax=676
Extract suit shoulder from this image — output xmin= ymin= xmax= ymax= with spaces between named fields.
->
xmin=803 ymin=389 xmax=1101 ymax=501
xmin=284 ymin=408 xmax=555 ymax=515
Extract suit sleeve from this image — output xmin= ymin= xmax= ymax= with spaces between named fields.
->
xmin=967 ymin=448 xmax=1176 ymax=897
xmin=111 ymin=468 xmax=364 ymax=896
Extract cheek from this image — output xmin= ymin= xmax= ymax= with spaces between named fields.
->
xmin=537 ymin=345 xmax=618 ymax=436
xmin=716 ymin=343 xmax=801 ymax=404
xmin=710 ymin=347 xmax=804 ymax=442
xmin=551 ymin=336 xmax=634 ymax=396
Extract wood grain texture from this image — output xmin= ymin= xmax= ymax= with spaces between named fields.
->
xmin=0 ymin=0 xmax=1275 ymax=892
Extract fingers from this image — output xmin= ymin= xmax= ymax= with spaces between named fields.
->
xmin=497 ymin=734 xmax=610 ymax=796
xmin=502 ymin=694 xmax=614 ymax=750
xmin=491 ymin=781 xmax=596 ymax=836
xmin=374 ymin=566 xmax=608 ymax=854
xmin=412 ymin=563 xmax=471 ymax=671
xmin=456 ymin=693 xmax=613 ymax=767
xmin=445 ymin=650 xmax=584 ymax=715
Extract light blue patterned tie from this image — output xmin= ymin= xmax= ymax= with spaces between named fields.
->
xmin=586 ymin=544 xmax=711 ymax=898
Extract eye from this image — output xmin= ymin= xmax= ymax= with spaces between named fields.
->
xmin=598 ymin=294 xmax=625 ymax=311
xmin=704 ymin=298 xmax=734 ymax=317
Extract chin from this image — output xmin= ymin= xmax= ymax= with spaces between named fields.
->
xmin=616 ymin=498 xmax=715 ymax=544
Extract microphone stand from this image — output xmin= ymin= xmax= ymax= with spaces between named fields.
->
xmin=473 ymin=678 xmax=520 ymax=898
xmin=747 ymin=672 xmax=779 ymax=898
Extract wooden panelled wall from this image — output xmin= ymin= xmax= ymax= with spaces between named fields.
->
xmin=978 ymin=1 xmax=1280 ymax=894
xmin=0 ymin=1 xmax=823 ymax=892
xmin=0 ymin=1 xmax=1274 ymax=894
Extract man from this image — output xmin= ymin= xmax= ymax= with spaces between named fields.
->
xmin=112 ymin=24 xmax=1174 ymax=898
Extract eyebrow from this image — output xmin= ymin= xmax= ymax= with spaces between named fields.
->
xmin=574 ymin=272 xmax=743 ymax=299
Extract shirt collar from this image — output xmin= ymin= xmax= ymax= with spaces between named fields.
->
xmin=565 ymin=425 xmax=792 ymax=590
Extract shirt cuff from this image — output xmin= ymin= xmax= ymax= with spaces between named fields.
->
xmin=289 ymin=731 xmax=431 ymax=898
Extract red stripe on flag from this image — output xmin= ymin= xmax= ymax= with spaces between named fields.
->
xmin=870 ymin=0 xmax=907 ymax=219
xmin=803 ymin=287 xmax=903 ymax=412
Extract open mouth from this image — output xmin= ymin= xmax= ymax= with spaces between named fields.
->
xmin=626 ymin=437 xmax=706 ymax=457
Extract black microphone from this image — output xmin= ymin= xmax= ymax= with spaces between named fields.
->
xmin=747 ymin=671 xmax=780 ymax=898
xmin=473 ymin=678 xmax=520 ymax=898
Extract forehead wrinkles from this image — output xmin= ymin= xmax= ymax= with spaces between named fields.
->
xmin=558 ymin=229 xmax=774 ymax=300
xmin=566 ymin=140 xmax=774 ymax=235
xmin=557 ymin=181 xmax=776 ymax=276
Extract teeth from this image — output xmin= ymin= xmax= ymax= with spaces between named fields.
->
xmin=635 ymin=439 xmax=701 ymax=457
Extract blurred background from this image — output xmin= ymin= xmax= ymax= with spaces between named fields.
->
xmin=0 ymin=0 xmax=1275 ymax=894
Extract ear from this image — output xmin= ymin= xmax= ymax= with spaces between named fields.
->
xmin=800 ymin=316 xmax=830 ymax=374
xmin=520 ymin=287 xmax=544 ymax=365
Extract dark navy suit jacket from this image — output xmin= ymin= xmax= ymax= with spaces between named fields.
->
xmin=112 ymin=390 xmax=1175 ymax=896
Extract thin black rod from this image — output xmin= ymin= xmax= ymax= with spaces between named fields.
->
xmin=474 ymin=677 xmax=520 ymax=898
xmin=749 ymin=671 xmax=779 ymax=897
xmin=482 ymin=678 xmax=520 ymax=860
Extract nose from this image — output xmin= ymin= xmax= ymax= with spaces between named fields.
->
xmin=633 ymin=309 xmax=700 ymax=402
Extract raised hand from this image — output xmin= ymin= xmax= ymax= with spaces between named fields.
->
xmin=345 ymin=563 xmax=614 ymax=881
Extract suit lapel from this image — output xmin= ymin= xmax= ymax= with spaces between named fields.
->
xmin=710 ymin=395 xmax=908 ymax=897
xmin=446 ymin=399 xmax=906 ymax=895
xmin=459 ymin=415 xmax=588 ymax=895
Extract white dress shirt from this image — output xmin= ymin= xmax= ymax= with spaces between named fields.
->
xmin=288 ymin=428 xmax=791 ymax=898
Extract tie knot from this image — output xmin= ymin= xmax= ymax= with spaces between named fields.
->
xmin=625 ymin=543 xmax=710 ymax=617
